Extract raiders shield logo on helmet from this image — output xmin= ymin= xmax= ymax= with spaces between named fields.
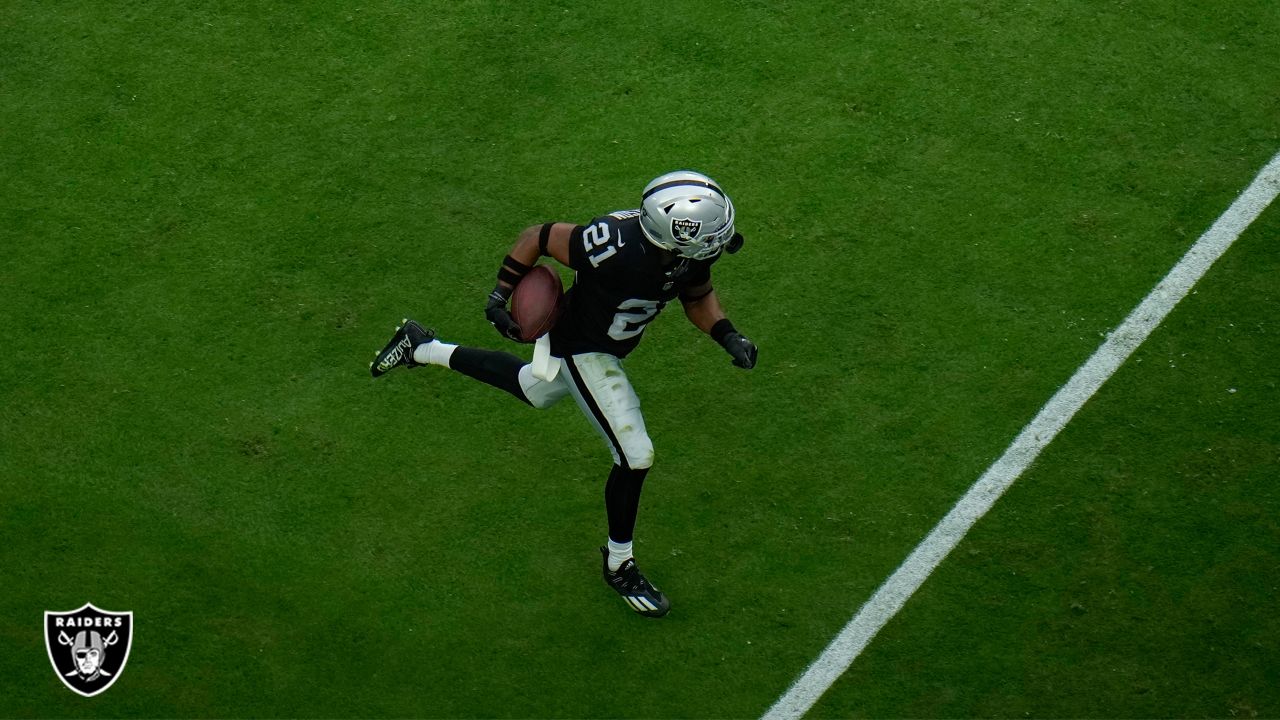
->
xmin=670 ymin=217 xmax=701 ymax=242
xmin=44 ymin=602 xmax=133 ymax=697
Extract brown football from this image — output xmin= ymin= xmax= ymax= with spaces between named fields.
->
xmin=510 ymin=265 xmax=565 ymax=343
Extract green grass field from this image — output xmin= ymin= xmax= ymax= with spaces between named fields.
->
xmin=2 ymin=1 xmax=1278 ymax=717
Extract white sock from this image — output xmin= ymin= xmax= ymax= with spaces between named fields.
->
xmin=607 ymin=539 xmax=633 ymax=572
xmin=413 ymin=339 xmax=457 ymax=367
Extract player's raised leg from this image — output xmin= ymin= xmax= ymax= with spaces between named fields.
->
xmin=369 ymin=318 xmax=570 ymax=409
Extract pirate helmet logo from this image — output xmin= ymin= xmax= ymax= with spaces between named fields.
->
xmin=44 ymin=602 xmax=133 ymax=697
xmin=670 ymin=217 xmax=702 ymax=243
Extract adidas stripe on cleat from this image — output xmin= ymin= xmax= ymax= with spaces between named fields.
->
xmin=600 ymin=546 xmax=670 ymax=618
xmin=621 ymin=594 xmax=662 ymax=613
xmin=370 ymin=319 xmax=435 ymax=378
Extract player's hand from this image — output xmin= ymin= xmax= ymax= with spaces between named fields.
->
xmin=485 ymin=287 xmax=522 ymax=342
xmin=722 ymin=332 xmax=757 ymax=369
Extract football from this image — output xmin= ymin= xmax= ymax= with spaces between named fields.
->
xmin=511 ymin=265 xmax=564 ymax=343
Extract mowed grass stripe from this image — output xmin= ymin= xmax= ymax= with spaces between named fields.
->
xmin=764 ymin=150 xmax=1280 ymax=720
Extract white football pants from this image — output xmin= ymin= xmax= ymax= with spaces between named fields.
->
xmin=518 ymin=352 xmax=654 ymax=471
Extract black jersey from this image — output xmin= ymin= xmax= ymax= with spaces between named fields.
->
xmin=551 ymin=209 xmax=720 ymax=358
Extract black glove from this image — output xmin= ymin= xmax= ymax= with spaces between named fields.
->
xmin=711 ymin=319 xmax=757 ymax=370
xmin=722 ymin=332 xmax=758 ymax=369
xmin=485 ymin=286 xmax=522 ymax=342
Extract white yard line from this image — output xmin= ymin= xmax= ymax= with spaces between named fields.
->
xmin=763 ymin=151 xmax=1280 ymax=720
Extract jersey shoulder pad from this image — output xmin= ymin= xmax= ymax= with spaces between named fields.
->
xmin=606 ymin=208 xmax=641 ymax=221
xmin=572 ymin=212 xmax=638 ymax=272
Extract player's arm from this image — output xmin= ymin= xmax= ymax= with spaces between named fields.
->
xmin=485 ymin=223 xmax=579 ymax=341
xmin=501 ymin=223 xmax=577 ymax=281
xmin=680 ymin=282 xmax=726 ymax=333
xmin=681 ymin=281 xmax=758 ymax=370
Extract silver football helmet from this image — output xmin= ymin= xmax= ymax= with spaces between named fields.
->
xmin=639 ymin=170 xmax=735 ymax=260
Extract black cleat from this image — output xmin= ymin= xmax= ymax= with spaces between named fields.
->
xmin=601 ymin=546 xmax=670 ymax=618
xmin=370 ymin=319 xmax=435 ymax=378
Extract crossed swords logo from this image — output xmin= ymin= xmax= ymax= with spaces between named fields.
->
xmin=671 ymin=217 xmax=701 ymax=242
xmin=55 ymin=629 xmax=119 ymax=681
xmin=44 ymin=603 xmax=133 ymax=697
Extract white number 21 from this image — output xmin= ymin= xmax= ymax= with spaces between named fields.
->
xmin=582 ymin=222 xmax=617 ymax=268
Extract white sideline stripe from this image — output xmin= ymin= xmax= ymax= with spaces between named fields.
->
xmin=763 ymin=151 xmax=1280 ymax=720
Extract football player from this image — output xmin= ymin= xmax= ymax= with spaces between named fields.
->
xmin=370 ymin=170 xmax=757 ymax=617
